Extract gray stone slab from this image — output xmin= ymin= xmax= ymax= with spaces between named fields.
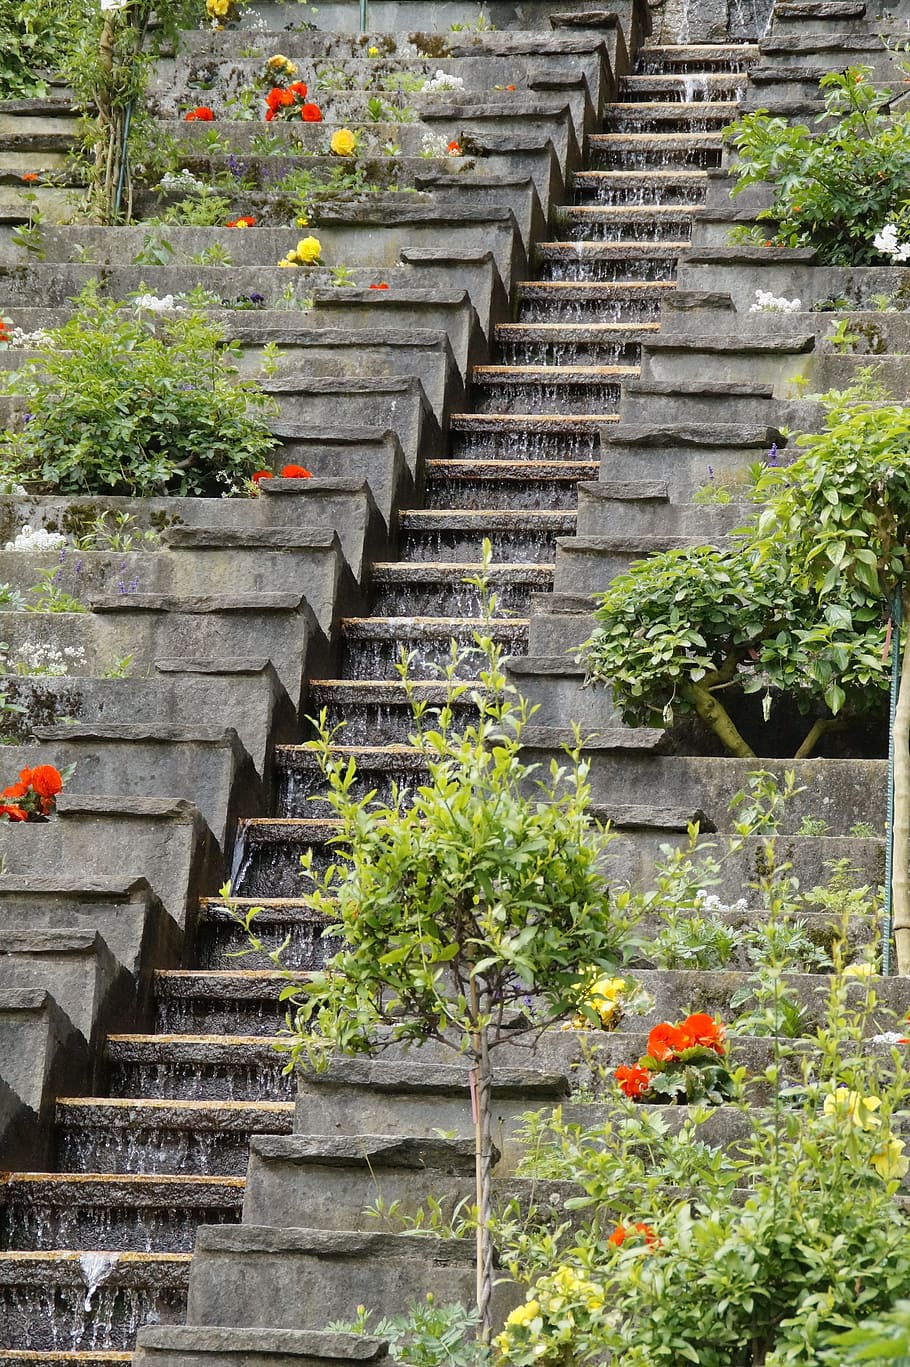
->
xmin=309 ymin=289 xmax=484 ymax=382
xmin=0 ymin=987 xmax=84 ymax=1166
xmin=135 ymin=1326 xmax=393 ymax=1367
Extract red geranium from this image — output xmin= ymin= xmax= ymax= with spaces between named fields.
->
xmin=300 ymin=103 xmax=323 ymax=122
xmin=280 ymin=464 xmax=312 ymax=478
xmin=288 ymin=81 xmax=308 ymax=97
xmin=251 ymin=469 xmax=274 ymax=485
xmin=680 ymin=1012 xmax=725 ymax=1055
xmin=646 ymin=1021 xmax=689 ymax=1063
xmin=0 ymin=763 xmax=67 ymax=820
xmin=609 ymin=1222 xmax=657 ymax=1248
xmin=226 ymin=216 xmax=256 ymax=228
xmin=184 ymin=106 xmax=215 ymax=121
xmin=369 ymin=282 xmax=390 ymax=290
xmin=614 ymin=1064 xmax=650 ymax=1099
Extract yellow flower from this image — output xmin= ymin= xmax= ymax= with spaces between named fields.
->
xmin=330 ymin=128 xmax=356 ymax=157
xmin=368 ymin=45 xmax=379 ymax=55
xmin=277 ymin=255 xmax=298 ymax=267
xmin=296 ymin=216 xmax=308 ymax=227
xmin=872 ymin=1135 xmax=910 ymax=1180
xmin=823 ymin=1088 xmax=882 ymax=1131
xmin=844 ymin=962 xmax=874 ymax=978
xmin=268 ymin=53 xmax=289 ymax=67
xmin=506 ymin=1299 xmax=540 ymax=1328
xmin=295 ymin=235 xmax=322 ymax=263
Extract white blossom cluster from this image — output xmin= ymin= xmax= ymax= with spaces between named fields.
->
xmin=158 ymin=169 xmax=205 ymax=194
xmin=132 ymin=293 xmax=183 ymax=311
xmin=694 ymin=890 xmax=749 ymax=914
xmin=419 ymin=130 xmax=454 ymax=157
xmin=750 ymin=289 xmax=802 ymax=313
xmin=3 ymin=326 xmax=51 ymax=349
xmin=420 ymin=69 xmax=465 ymax=94
xmin=873 ymin=223 xmax=910 ymax=262
xmin=5 ymin=524 xmax=67 ymax=551
xmin=10 ymin=641 xmax=86 ymax=676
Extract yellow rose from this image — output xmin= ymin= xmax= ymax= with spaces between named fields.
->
xmin=506 ymin=1299 xmax=540 ymax=1328
xmin=267 ymin=53 xmax=287 ymax=67
xmin=823 ymin=1088 xmax=881 ymax=1131
xmin=872 ymin=1135 xmax=910 ymax=1180
xmin=295 ymin=235 xmax=322 ymax=263
xmin=330 ymin=128 xmax=356 ymax=157
xmin=277 ymin=255 xmax=298 ymax=267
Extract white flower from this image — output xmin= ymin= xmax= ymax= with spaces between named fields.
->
xmin=132 ymin=293 xmax=181 ymax=311
xmin=158 ymin=169 xmax=204 ymax=193
xmin=421 ymin=69 xmax=465 ymax=94
xmin=5 ymin=326 xmax=51 ymax=348
xmin=100 ymin=0 xmax=131 ymax=11
xmin=873 ymin=223 xmax=910 ymax=262
xmin=419 ymin=130 xmax=451 ymax=158
xmin=749 ymin=289 xmax=801 ymax=313
xmin=4 ymin=525 xmax=68 ymax=552
xmin=872 ymin=1032 xmax=906 ymax=1046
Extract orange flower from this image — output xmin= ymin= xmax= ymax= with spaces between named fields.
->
xmin=369 ymin=282 xmax=390 ymax=290
xmin=447 ymin=140 xmax=461 ymax=155
xmin=505 ymin=84 xmax=515 ymax=90
xmin=0 ymin=804 xmax=27 ymax=822
xmin=680 ymin=1012 xmax=725 ymax=1055
xmin=300 ymin=103 xmax=323 ymax=122
xmin=608 ymin=1224 xmax=627 ymax=1247
xmin=646 ymin=1021 xmax=688 ymax=1062
xmin=288 ymin=81 xmax=308 ymax=97
xmin=609 ymin=1222 xmax=656 ymax=1248
xmin=279 ymin=464 xmax=312 ymax=478
xmin=21 ymin=173 xmax=39 ymax=183
xmin=29 ymin=766 xmax=63 ymax=799
xmin=226 ymin=216 xmax=256 ymax=228
xmin=265 ymin=109 xmax=275 ymax=122
xmin=2 ymin=782 xmax=28 ymax=799
xmin=17 ymin=767 xmax=32 ymax=786
xmin=251 ymin=469 xmax=274 ymax=485
xmin=614 ymin=1063 xmax=650 ymax=1099
xmin=266 ymin=87 xmax=289 ymax=110
xmin=184 ymin=106 xmax=215 ymax=121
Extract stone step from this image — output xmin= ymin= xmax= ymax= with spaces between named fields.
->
xmin=195 ymin=897 xmax=336 ymax=971
xmin=396 ymin=506 xmax=574 ymax=562
xmin=517 ymin=278 xmax=674 ymax=322
xmin=424 ymin=458 xmax=595 ymax=508
xmin=557 ymin=204 xmax=699 ymax=239
xmin=572 ymin=169 xmax=708 ymax=205
xmin=368 ymin=560 xmax=554 ymax=615
xmin=587 ymin=131 xmax=725 ymax=170
xmin=339 ymin=614 xmax=530 ymax=677
xmin=150 ymin=971 xmax=289 ymax=1039
xmin=495 ymin=321 xmax=659 ymax=366
xmin=450 ymin=411 xmax=608 ymax=462
xmin=619 ymin=74 xmax=749 ymax=101
xmin=105 ymin=1035 xmax=295 ymax=1104
xmin=537 ymin=240 xmax=684 ymax=283
xmin=56 ymin=1097 xmax=293 ymax=1176
xmin=470 ymin=362 xmax=634 ymax=414
xmin=0 ymin=1173 xmax=243 ymax=1253
xmin=0 ymin=1249 xmax=190 ymax=1352
xmin=303 ymin=679 xmax=477 ymax=747
xmin=602 ymin=100 xmax=741 ymax=132
xmin=636 ymin=44 xmax=760 ymax=72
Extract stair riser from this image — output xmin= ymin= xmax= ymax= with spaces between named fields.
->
xmin=451 ymin=425 xmax=602 ymax=459
xmin=57 ymin=1126 xmax=271 ymax=1176
xmin=517 ymin=295 xmax=665 ymax=323
xmin=107 ymin=1062 xmax=295 ymax=1104
xmin=196 ymin=918 xmax=338 ymax=971
xmin=470 ymin=379 xmax=623 ymax=415
xmin=559 ymin=215 xmax=695 ymax=243
xmin=369 ymin=580 xmax=540 ymax=617
xmin=496 ymin=338 xmax=643 ymax=366
xmin=588 ymin=148 xmax=723 ymax=171
xmin=538 ymin=256 xmax=679 ymax=284
xmin=0 ymin=1284 xmax=186 ymax=1352
xmin=1 ymin=1204 xmax=239 ymax=1254
xmin=397 ymin=528 xmax=562 ymax=562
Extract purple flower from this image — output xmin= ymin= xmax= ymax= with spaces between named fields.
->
xmin=767 ymin=443 xmax=779 ymax=467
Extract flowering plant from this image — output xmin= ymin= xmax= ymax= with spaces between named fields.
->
xmin=278 ymin=236 xmax=323 ymax=268
xmin=184 ymin=105 xmax=214 ymax=121
xmin=0 ymin=763 xmax=71 ymax=821
xmin=614 ymin=1012 xmax=737 ymax=1105
xmin=226 ymin=215 xmax=256 ymax=229
xmin=251 ymin=463 xmax=313 ymax=488
xmin=261 ymin=56 xmax=322 ymax=123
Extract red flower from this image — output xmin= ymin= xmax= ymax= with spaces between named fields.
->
xmin=505 ymin=84 xmax=515 ymax=90
xmin=614 ymin=1064 xmax=650 ymax=1099
xmin=265 ymin=87 xmax=288 ymax=110
xmin=288 ymin=81 xmax=308 ymax=97
xmin=265 ymin=109 xmax=275 ymax=122
xmin=680 ymin=1012 xmax=725 ymax=1055
xmin=369 ymin=282 xmax=390 ymax=290
xmin=226 ymin=216 xmax=256 ymax=228
xmin=609 ymin=1222 xmax=657 ymax=1248
xmin=184 ymin=106 xmax=215 ymax=121
xmin=447 ymin=140 xmax=461 ymax=154
xmin=608 ymin=1224 xmax=627 ymax=1247
xmin=300 ymin=103 xmax=323 ymax=122
xmin=29 ymin=766 xmax=63 ymax=800
xmin=21 ymin=173 xmax=39 ymax=183
xmin=280 ymin=464 xmax=312 ymax=478
xmin=251 ymin=469 xmax=274 ymax=484
xmin=646 ymin=1021 xmax=689 ymax=1063
xmin=2 ymin=782 xmax=28 ymax=800
xmin=0 ymin=804 xmax=27 ymax=822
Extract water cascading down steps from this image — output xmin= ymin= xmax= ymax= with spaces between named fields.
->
xmin=0 ymin=39 xmax=757 ymax=1361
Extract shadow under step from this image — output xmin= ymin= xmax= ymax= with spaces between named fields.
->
xmin=495 ymin=320 xmax=658 ymax=365
xmin=587 ymin=131 xmax=724 ymax=169
xmin=470 ymin=362 xmax=636 ymax=414
xmin=302 ymin=679 xmax=479 ymax=747
xmin=0 ymin=1173 xmax=243 ymax=1253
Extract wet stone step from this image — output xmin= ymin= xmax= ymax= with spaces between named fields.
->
xmin=196 ymin=896 xmax=337 ymax=970
xmin=55 ymin=1097 xmax=292 ymax=1178
xmin=450 ymin=413 xmax=607 ymax=461
xmin=305 ymin=680 xmax=477 ymax=747
xmin=275 ymin=747 xmax=431 ymax=819
xmin=516 ymin=280 xmax=675 ymax=322
xmin=494 ymin=322 xmax=658 ymax=366
xmin=0 ymin=1249 xmax=190 ymax=1352
xmin=424 ymin=459 xmax=595 ymax=510
xmin=469 ymin=364 xmax=633 ymax=416
xmin=537 ymin=241 xmax=684 ymax=284
xmin=602 ymin=101 xmax=740 ymax=133
xmin=572 ymin=169 xmax=708 ymax=206
xmin=636 ymin=44 xmax=759 ymax=73
xmin=368 ymin=561 xmax=554 ymax=617
xmin=340 ymin=615 xmax=530 ymax=678
xmin=619 ymin=74 xmax=748 ymax=101
xmin=152 ymin=971 xmax=288 ymax=1038
xmin=587 ymin=132 xmax=724 ymax=170
xmin=396 ymin=509 xmax=575 ymax=563
xmin=230 ymin=816 xmax=348 ymax=901
xmin=556 ymin=205 xmax=696 ymax=243
xmin=105 ymin=1035 xmax=295 ymax=1104
xmin=0 ymin=1174 xmax=243 ymax=1254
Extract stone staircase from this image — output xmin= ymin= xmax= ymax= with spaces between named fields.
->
xmin=0 ymin=0 xmax=909 ymax=1361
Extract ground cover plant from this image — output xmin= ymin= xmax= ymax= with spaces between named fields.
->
xmin=0 ymin=285 xmax=278 ymax=496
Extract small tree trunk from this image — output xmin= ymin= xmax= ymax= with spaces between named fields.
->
xmin=688 ymin=682 xmax=756 ymax=758
xmin=470 ymin=981 xmax=495 ymax=1342
xmin=793 ymin=716 xmax=846 ymax=760
xmin=892 ymin=587 xmax=910 ymax=974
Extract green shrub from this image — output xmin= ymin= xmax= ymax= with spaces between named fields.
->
xmin=0 ymin=286 xmax=278 ymax=496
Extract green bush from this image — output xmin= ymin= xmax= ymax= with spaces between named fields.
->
xmin=0 ymin=286 xmax=279 ymax=496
